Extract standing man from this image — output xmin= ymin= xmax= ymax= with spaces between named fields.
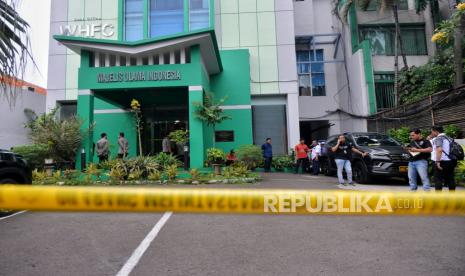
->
xmin=96 ymin=133 xmax=109 ymax=163
xmin=117 ymin=132 xmax=129 ymax=159
xmin=431 ymin=126 xmax=457 ymax=191
xmin=162 ymin=135 xmax=171 ymax=154
xmin=311 ymin=140 xmax=321 ymax=175
xmin=406 ymin=129 xmax=432 ymax=191
xmin=261 ymin=138 xmax=273 ymax=173
xmin=294 ymin=139 xmax=309 ymax=174
xmin=331 ymin=135 xmax=368 ymax=186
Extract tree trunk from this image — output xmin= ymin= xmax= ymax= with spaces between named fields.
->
xmin=394 ymin=5 xmax=400 ymax=107
xmin=393 ymin=4 xmax=408 ymax=69
xmin=454 ymin=17 xmax=464 ymax=87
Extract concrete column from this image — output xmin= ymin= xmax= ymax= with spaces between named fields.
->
xmin=159 ymin=53 xmax=165 ymax=65
xmin=188 ymin=86 xmax=205 ymax=168
xmin=104 ymin=53 xmax=110 ymax=67
xmin=115 ymin=55 xmax=120 ymax=66
xmin=94 ymin=52 xmax=100 ymax=67
xmin=286 ymin=93 xmax=300 ymax=152
xmin=148 ymin=55 xmax=154 ymax=65
xmin=76 ymin=90 xmax=94 ymax=169
xmin=180 ymin=48 xmax=186 ymax=64
xmin=170 ymin=51 xmax=175 ymax=64
xmin=136 ymin=56 xmax=143 ymax=65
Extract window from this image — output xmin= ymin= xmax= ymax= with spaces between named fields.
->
xmin=365 ymin=0 xmax=408 ymax=11
xmin=374 ymin=73 xmax=395 ymax=110
xmin=359 ymin=25 xmax=427 ymax=56
xmin=123 ymin=0 xmax=210 ymax=41
xmin=150 ymin=0 xmax=184 ymax=38
xmin=125 ymin=0 xmax=144 ymax=41
xmin=58 ymin=101 xmax=77 ymax=121
xmin=190 ymin=0 xmax=209 ymax=30
xmin=297 ymin=49 xmax=326 ymax=96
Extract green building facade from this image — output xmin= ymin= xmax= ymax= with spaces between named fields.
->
xmin=50 ymin=0 xmax=261 ymax=168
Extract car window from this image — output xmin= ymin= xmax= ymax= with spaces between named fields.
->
xmin=326 ymin=136 xmax=337 ymax=147
xmin=353 ymin=134 xmax=400 ymax=147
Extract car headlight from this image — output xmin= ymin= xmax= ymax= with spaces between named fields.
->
xmin=369 ymin=152 xmax=391 ymax=160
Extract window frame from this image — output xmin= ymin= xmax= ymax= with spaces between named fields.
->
xmin=358 ymin=24 xmax=428 ymax=56
xmin=122 ymin=0 xmax=212 ymax=41
xmin=296 ymin=48 xmax=326 ymax=97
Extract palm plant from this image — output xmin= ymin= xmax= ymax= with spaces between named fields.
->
xmin=0 ymin=0 xmax=33 ymax=106
xmin=193 ymin=92 xmax=231 ymax=147
xmin=27 ymin=108 xmax=88 ymax=164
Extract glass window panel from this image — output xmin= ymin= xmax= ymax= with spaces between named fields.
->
xmin=298 ymin=75 xmax=310 ymax=88
xmin=125 ymin=0 xmax=144 ymax=41
xmin=190 ymin=0 xmax=209 ymax=30
xmin=312 ymin=73 xmax=326 ymax=96
xmin=360 ymin=26 xmax=426 ymax=56
xmin=296 ymin=51 xmax=309 ymax=62
xmin=150 ymin=0 xmax=184 ymax=38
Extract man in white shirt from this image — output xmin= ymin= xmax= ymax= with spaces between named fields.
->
xmin=430 ymin=126 xmax=457 ymax=191
xmin=162 ymin=135 xmax=171 ymax=154
xmin=310 ymin=140 xmax=321 ymax=175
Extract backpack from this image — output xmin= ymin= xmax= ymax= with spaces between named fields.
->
xmin=442 ymin=136 xmax=465 ymax=160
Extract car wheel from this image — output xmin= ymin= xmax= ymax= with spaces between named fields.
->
xmin=353 ymin=162 xmax=370 ymax=184
xmin=0 ymin=178 xmax=18 ymax=184
xmin=322 ymin=159 xmax=333 ymax=176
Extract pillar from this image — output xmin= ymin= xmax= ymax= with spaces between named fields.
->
xmin=76 ymin=89 xmax=94 ymax=169
xmin=287 ymin=93 xmax=300 ymax=152
xmin=188 ymin=86 xmax=205 ymax=168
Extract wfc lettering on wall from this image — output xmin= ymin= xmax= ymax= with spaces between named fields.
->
xmin=97 ymin=71 xmax=182 ymax=83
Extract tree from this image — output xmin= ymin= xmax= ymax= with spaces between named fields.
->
xmin=193 ymin=93 xmax=231 ymax=147
xmin=431 ymin=2 xmax=465 ymax=86
xmin=0 ymin=0 xmax=33 ymax=106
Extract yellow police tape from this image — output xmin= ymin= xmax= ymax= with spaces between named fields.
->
xmin=0 ymin=185 xmax=465 ymax=215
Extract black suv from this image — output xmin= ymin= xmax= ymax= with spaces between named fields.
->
xmin=320 ymin=133 xmax=410 ymax=183
xmin=0 ymin=149 xmax=32 ymax=184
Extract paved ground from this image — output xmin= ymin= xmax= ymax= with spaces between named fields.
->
xmin=1 ymin=173 xmax=464 ymax=276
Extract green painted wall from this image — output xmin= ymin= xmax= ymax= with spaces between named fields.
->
xmin=214 ymin=109 xmax=253 ymax=153
xmin=93 ymin=112 xmax=137 ymax=162
xmin=210 ymin=49 xmax=253 ymax=152
xmin=211 ymin=49 xmax=251 ymax=105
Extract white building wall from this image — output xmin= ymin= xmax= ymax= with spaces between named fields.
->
xmin=0 ymin=89 xmax=46 ymax=149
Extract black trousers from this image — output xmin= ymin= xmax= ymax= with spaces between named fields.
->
xmin=264 ymin=157 xmax=272 ymax=172
xmin=98 ymin=155 xmax=108 ymax=163
xmin=295 ymin=158 xmax=308 ymax=173
xmin=434 ymin=160 xmax=457 ymax=191
xmin=312 ymin=160 xmax=320 ymax=175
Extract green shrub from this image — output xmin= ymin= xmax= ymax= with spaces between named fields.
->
xmin=236 ymin=145 xmax=262 ymax=169
xmin=206 ymin=148 xmax=226 ymax=164
xmin=388 ymin=127 xmax=411 ymax=144
xmin=189 ymin=168 xmax=200 ymax=180
xmin=444 ymin=124 xmax=462 ymax=139
xmin=398 ymin=49 xmax=458 ymax=104
xmin=456 ymin=160 xmax=465 ymax=185
xmin=165 ymin=164 xmax=178 ymax=181
xmin=148 ymin=170 xmax=162 ymax=181
xmin=272 ymin=155 xmax=294 ymax=171
xmin=27 ymin=108 xmax=89 ymax=163
xmin=32 ymin=169 xmax=47 ymax=182
xmin=12 ymin=144 xmax=49 ymax=169
xmin=152 ymin=152 xmax=181 ymax=170
xmin=168 ymin=129 xmax=189 ymax=144
xmin=128 ymin=167 xmax=143 ymax=181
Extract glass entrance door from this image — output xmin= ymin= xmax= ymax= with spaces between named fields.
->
xmin=142 ymin=106 xmax=188 ymax=156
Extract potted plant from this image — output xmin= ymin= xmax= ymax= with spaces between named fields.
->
xmin=207 ymin=148 xmax=226 ymax=175
xmin=236 ymin=145 xmax=262 ymax=170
